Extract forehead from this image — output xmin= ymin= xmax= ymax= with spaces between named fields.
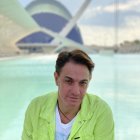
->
xmin=60 ymin=61 xmax=90 ymax=80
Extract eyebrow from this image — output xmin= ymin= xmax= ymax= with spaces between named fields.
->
xmin=65 ymin=76 xmax=89 ymax=82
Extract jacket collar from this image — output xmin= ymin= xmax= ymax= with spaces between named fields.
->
xmin=68 ymin=94 xmax=95 ymax=139
xmin=77 ymin=94 xmax=94 ymax=121
xmin=39 ymin=93 xmax=94 ymax=122
xmin=39 ymin=93 xmax=95 ymax=139
xmin=40 ymin=92 xmax=58 ymax=122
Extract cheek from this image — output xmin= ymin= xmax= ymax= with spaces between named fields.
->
xmin=81 ymin=85 xmax=88 ymax=91
xmin=82 ymin=91 xmax=86 ymax=96
xmin=81 ymin=88 xmax=87 ymax=96
xmin=58 ymin=83 xmax=68 ymax=93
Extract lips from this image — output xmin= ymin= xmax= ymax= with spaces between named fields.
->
xmin=69 ymin=96 xmax=79 ymax=102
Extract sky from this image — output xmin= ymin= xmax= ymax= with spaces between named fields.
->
xmin=19 ymin=0 xmax=140 ymax=46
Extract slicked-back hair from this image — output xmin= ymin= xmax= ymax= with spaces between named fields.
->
xmin=55 ymin=49 xmax=95 ymax=75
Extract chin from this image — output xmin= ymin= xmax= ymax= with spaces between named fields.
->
xmin=68 ymin=101 xmax=81 ymax=107
xmin=65 ymin=97 xmax=81 ymax=107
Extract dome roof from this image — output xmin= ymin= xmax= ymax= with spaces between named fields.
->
xmin=16 ymin=0 xmax=83 ymax=49
xmin=26 ymin=0 xmax=71 ymax=20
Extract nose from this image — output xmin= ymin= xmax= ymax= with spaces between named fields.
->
xmin=71 ymin=83 xmax=81 ymax=96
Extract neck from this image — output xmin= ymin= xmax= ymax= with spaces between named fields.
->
xmin=57 ymin=100 xmax=80 ymax=123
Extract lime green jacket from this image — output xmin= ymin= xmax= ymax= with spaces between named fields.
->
xmin=22 ymin=92 xmax=114 ymax=140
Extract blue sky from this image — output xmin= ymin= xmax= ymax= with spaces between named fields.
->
xmin=19 ymin=0 xmax=140 ymax=46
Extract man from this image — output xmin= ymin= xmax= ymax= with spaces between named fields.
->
xmin=22 ymin=49 xmax=114 ymax=140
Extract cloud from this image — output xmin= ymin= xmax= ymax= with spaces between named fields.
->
xmin=81 ymin=6 xmax=103 ymax=20
xmin=79 ymin=20 xmax=140 ymax=46
xmin=125 ymin=16 xmax=140 ymax=27
xmin=104 ymin=0 xmax=140 ymax=13
xmin=79 ymin=1 xmax=140 ymax=45
xmin=82 ymin=0 xmax=140 ymax=20
xmin=79 ymin=25 xmax=117 ymax=46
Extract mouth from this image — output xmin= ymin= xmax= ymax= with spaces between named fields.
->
xmin=69 ymin=96 xmax=79 ymax=102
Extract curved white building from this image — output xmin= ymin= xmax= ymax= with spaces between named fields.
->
xmin=17 ymin=0 xmax=83 ymax=52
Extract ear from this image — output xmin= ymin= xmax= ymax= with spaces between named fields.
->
xmin=54 ymin=72 xmax=59 ymax=86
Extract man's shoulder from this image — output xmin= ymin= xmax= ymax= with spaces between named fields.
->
xmin=24 ymin=92 xmax=58 ymax=123
xmin=85 ymin=93 xmax=111 ymax=111
xmin=28 ymin=92 xmax=57 ymax=109
xmin=85 ymin=93 xmax=103 ymax=103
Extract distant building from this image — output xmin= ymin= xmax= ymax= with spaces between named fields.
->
xmin=16 ymin=0 xmax=83 ymax=53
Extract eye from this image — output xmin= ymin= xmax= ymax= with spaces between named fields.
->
xmin=80 ymin=81 xmax=88 ymax=87
xmin=64 ymin=78 xmax=73 ymax=85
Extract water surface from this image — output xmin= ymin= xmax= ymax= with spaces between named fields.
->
xmin=0 ymin=54 xmax=140 ymax=140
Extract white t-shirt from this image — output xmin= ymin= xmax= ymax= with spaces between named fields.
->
xmin=55 ymin=105 xmax=76 ymax=140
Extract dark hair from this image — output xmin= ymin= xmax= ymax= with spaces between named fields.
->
xmin=55 ymin=49 xmax=95 ymax=75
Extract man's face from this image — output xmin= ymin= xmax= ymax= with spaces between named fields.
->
xmin=54 ymin=61 xmax=91 ymax=108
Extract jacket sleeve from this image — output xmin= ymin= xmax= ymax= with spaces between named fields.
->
xmin=22 ymin=101 xmax=34 ymax=140
xmin=94 ymin=103 xmax=115 ymax=140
